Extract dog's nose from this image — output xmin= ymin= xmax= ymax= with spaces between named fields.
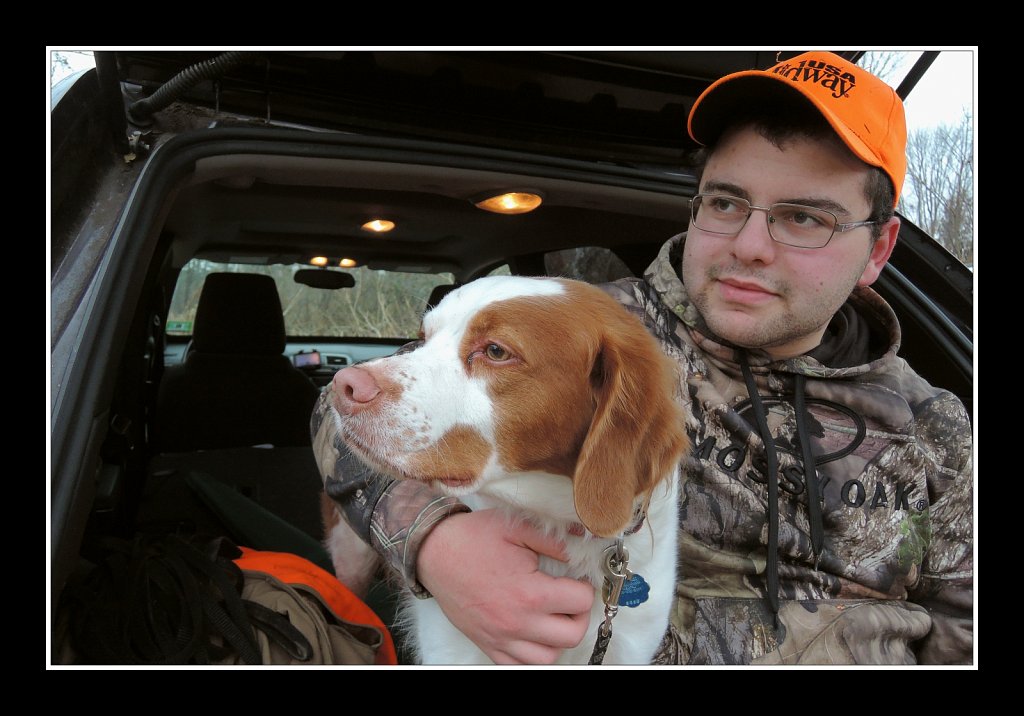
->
xmin=332 ymin=366 xmax=382 ymax=413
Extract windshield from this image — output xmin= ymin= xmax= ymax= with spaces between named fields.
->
xmin=167 ymin=260 xmax=454 ymax=339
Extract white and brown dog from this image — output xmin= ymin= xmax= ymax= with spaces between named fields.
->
xmin=322 ymin=275 xmax=688 ymax=664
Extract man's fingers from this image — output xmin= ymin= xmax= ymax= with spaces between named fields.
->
xmin=509 ymin=520 xmax=572 ymax=562
xmin=493 ymin=610 xmax=595 ymax=664
xmin=490 ymin=641 xmax=564 ymax=665
xmin=511 ymin=577 xmax=594 ymax=645
xmin=541 ymin=576 xmax=596 ymax=618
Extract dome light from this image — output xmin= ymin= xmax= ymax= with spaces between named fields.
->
xmin=474 ymin=192 xmax=543 ymax=215
xmin=362 ymin=219 xmax=395 ymax=233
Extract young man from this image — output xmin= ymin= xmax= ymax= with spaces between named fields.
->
xmin=312 ymin=51 xmax=974 ymax=665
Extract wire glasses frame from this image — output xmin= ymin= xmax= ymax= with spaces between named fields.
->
xmin=688 ymin=194 xmax=883 ymax=249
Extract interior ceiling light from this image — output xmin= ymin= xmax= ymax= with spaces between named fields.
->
xmin=310 ymin=256 xmax=330 ymax=267
xmin=362 ymin=219 xmax=395 ymax=233
xmin=474 ymin=191 xmax=543 ymax=215
xmin=339 ymin=258 xmax=358 ymax=268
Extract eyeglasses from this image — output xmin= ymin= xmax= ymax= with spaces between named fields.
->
xmin=688 ymin=194 xmax=882 ymax=249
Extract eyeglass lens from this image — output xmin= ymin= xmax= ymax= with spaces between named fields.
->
xmin=692 ymin=195 xmax=836 ymax=248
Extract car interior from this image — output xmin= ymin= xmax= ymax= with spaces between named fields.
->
xmin=50 ymin=51 xmax=974 ymax=664
xmin=55 ymin=128 xmax=700 ymax=662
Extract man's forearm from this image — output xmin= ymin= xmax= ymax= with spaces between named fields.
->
xmin=362 ymin=479 xmax=471 ymax=596
xmin=312 ymin=387 xmax=470 ymax=594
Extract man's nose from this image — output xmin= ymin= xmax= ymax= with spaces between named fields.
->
xmin=731 ymin=207 xmax=777 ymax=263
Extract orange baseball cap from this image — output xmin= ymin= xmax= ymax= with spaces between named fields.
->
xmin=688 ymin=51 xmax=907 ymax=206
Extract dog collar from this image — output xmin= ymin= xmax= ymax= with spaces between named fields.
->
xmin=567 ymin=505 xmax=646 ymax=538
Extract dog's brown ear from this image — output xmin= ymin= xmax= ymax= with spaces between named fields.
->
xmin=572 ymin=310 xmax=689 ymax=537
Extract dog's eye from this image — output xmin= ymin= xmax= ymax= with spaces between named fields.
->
xmin=484 ymin=344 xmax=511 ymax=361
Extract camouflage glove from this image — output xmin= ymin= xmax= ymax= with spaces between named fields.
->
xmin=310 ymin=385 xmax=471 ymax=596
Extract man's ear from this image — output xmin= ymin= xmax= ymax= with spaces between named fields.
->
xmin=857 ymin=216 xmax=900 ymax=287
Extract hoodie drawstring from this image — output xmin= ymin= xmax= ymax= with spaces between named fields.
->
xmin=794 ymin=374 xmax=824 ymax=558
xmin=740 ymin=353 xmax=780 ymax=622
xmin=740 ymin=353 xmax=825 ymax=626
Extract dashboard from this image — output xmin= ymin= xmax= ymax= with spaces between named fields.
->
xmin=163 ymin=338 xmax=405 ymax=388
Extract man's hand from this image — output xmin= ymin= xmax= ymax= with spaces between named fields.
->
xmin=418 ymin=509 xmax=595 ymax=664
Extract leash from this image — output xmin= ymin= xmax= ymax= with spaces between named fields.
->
xmin=588 ymin=538 xmax=651 ymax=664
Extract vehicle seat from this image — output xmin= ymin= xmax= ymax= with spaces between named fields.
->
xmin=425 ymin=283 xmax=459 ymax=312
xmin=153 ymin=272 xmax=321 ymax=452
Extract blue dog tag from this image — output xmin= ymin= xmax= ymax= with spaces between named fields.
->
xmin=618 ymin=573 xmax=650 ymax=608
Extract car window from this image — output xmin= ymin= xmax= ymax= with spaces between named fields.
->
xmin=167 ymin=259 xmax=454 ymax=339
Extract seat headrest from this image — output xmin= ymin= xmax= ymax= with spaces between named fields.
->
xmin=191 ymin=273 xmax=286 ymax=355
xmin=425 ymin=284 xmax=459 ymax=312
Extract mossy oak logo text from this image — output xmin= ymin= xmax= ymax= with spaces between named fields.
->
xmin=692 ymin=396 xmax=926 ymax=512
xmin=772 ymin=59 xmax=857 ymax=99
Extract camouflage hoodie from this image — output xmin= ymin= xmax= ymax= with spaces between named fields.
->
xmin=311 ymin=233 xmax=973 ymax=665
xmin=608 ymin=234 xmax=973 ymax=665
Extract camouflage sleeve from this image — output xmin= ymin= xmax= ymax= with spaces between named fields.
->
xmin=598 ymin=279 xmax=648 ymax=322
xmin=906 ymin=391 xmax=974 ymax=664
xmin=310 ymin=387 xmax=471 ymax=597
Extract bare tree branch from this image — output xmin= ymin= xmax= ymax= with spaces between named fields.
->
xmin=858 ymin=51 xmax=912 ymax=85
xmin=899 ymin=111 xmax=974 ymax=265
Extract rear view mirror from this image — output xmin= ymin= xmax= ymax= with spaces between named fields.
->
xmin=294 ymin=269 xmax=355 ymax=289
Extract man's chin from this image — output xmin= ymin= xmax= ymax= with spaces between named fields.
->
xmin=704 ymin=313 xmax=828 ymax=360
xmin=703 ymin=309 xmax=773 ymax=345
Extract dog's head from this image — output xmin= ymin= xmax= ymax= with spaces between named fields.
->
xmin=329 ymin=275 xmax=689 ymax=537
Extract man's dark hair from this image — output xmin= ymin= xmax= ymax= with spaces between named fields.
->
xmin=691 ymin=99 xmax=895 ymax=240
